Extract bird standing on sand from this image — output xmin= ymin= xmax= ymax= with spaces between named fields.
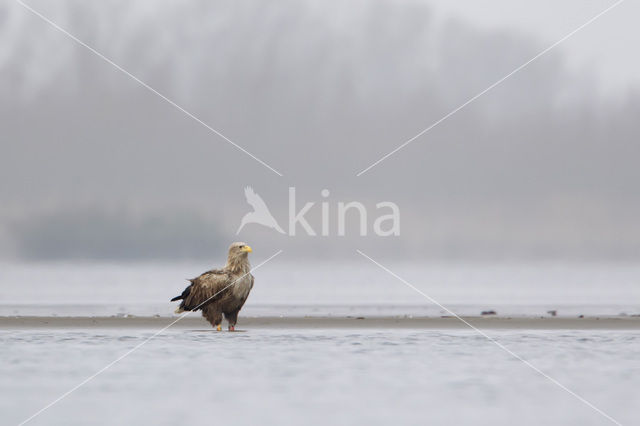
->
xmin=171 ymin=242 xmax=254 ymax=331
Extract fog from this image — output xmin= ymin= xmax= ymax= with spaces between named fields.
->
xmin=1 ymin=0 xmax=639 ymax=261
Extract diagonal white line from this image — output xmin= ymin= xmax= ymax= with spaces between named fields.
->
xmin=17 ymin=249 xmax=283 ymax=426
xmin=16 ymin=0 xmax=283 ymax=177
xmin=356 ymin=0 xmax=625 ymax=177
xmin=356 ymin=249 xmax=622 ymax=426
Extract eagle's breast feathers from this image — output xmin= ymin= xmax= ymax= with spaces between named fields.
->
xmin=175 ymin=266 xmax=253 ymax=313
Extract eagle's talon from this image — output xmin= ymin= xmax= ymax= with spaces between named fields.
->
xmin=216 ymin=325 xmax=222 ymax=331
xmin=229 ymin=325 xmax=235 ymax=332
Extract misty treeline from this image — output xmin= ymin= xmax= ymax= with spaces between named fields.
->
xmin=1 ymin=1 xmax=638 ymax=260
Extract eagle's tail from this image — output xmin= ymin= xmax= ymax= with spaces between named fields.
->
xmin=170 ymin=282 xmax=193 ymax=314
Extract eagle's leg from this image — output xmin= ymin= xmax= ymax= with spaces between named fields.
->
xmin=202 ymin=306 xmax=223 ymax=331
xmin=224 ymin=310 xmax=239 ymax=332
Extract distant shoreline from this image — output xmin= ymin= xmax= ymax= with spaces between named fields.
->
xmin=2 ymin=316 xmax=640 ymax=330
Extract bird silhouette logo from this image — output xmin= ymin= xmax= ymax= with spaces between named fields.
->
xmin=236 ymin=186 xmax=285 ymax=234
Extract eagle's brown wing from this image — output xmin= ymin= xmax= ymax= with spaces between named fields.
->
xmin=174 ymin=269 xmax=232 ymax=312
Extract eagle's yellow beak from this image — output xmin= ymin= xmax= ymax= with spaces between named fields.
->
xmin=242 ymin=245 xmax=253 ymax=253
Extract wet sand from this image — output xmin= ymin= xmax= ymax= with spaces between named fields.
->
xmin=2 ymin=315 xmax=640 ymax=330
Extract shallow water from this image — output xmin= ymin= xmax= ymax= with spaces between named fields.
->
xmin=3 ymin=261 xmax=640 ymax=424
xmin=2 ymin=328 xmax=639 ymax=425
xmin=2 ymin=261 xmax=640 ymax=317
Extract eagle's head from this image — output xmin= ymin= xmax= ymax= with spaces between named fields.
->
xmin=228 ymin=241 xmax=252 ymax=258
xmin=226 ymin=242 xmax=252 ymax=272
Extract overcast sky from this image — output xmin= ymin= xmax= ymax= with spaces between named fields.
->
xmin=1 ymin=0 xmax=638 ymax=261
xmin=429 ymin=0 xmax=639 ymax=96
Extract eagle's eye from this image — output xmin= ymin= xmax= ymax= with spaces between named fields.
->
xmin=238 ymin=245 xmax=244 ymax=249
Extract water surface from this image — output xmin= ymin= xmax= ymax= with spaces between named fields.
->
xmin=2 ymin=328 xmax=639 ymax=425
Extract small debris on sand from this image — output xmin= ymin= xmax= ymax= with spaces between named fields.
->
xmin=481 ymin=310 xmax=497 ymax=316
xmin=547 ymin=310 xmax=557 ymax=317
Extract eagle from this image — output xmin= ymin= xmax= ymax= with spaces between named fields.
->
xmin=170 ymin=242 xmax=254 ymax=331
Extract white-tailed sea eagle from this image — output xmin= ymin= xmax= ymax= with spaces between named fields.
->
xmin=171 ymin=242 xmax=254 ymax=331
